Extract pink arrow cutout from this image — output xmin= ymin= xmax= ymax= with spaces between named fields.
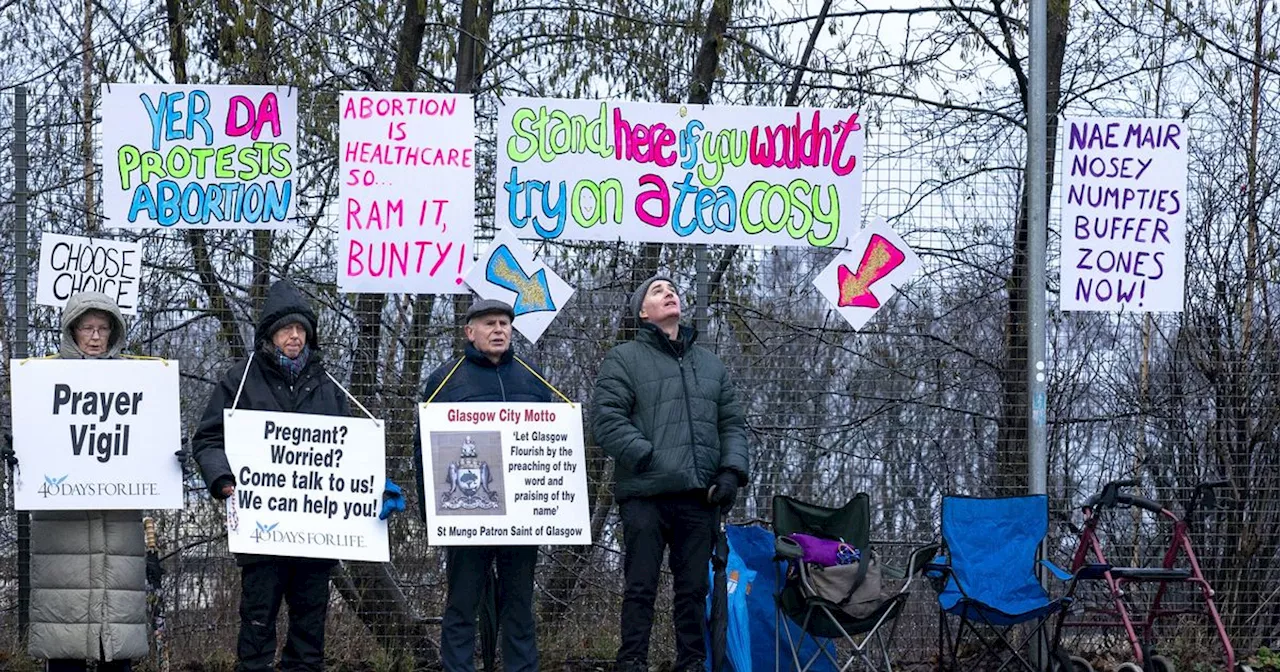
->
xmin=837 ymin=234 xmax=906 ymax=309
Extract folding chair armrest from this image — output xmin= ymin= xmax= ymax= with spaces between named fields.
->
xmin=1040 ymin=559 xmax=1073 ymax=582
xmin=908 ymin=543 xmax=943 ymax=576
xmin=898 ymin=542 xmax=943 ymax=593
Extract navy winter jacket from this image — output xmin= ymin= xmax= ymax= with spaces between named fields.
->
xmin=413 ymin=343 xmax=555 ymax=520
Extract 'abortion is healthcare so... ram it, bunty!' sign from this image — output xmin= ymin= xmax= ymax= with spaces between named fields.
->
xmin=10 ymin=359 xmax=183 ymax=510
xmin=102 ymin=83 xmax=298 ymax=229
xmin=419 ymin=403 xmax=590 ymax=546
xmin=338 ymin=92 xmax=475 ymax=294
xmin=497 ymin=98 xmax=863 ymax=249
xmin=223 ymin=409 xmax=389 ymax=562
xmin=1060 ymin=117 xmax=1188 ymax=312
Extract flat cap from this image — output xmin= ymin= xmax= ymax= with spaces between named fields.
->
xmin=465 ymin=298 xmax=515 ymax=322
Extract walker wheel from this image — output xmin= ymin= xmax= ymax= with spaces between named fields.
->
xmin=1116 ymin=663 xmax=1143 ymax=672
xmin=1051 ymin=650 xmax=1095 ymax=672
xmin=1067 ymin=656 xmax=1095 ymax=672
xmin=1149 ymin=655 xmax=1175 ymax=672
xmin=1235 ymin=665 xmax=1254 ymax=672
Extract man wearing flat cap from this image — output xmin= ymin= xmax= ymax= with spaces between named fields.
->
xmin=592 ymin=274 xmax=749 ymax=672
xmin=416 ymin=298 xmax=556 ymax=672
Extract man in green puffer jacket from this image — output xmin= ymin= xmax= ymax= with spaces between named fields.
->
xmin=592 ymin=274 xmax=749 ymax=672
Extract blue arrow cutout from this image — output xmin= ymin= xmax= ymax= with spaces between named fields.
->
xmin=485 ymin=245 xmax=556 ymax=316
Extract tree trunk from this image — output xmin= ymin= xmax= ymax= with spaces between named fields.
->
xmin=537 ymin=0 xmax=735 ymax=629
xmin=164 ymin=0 xmax=247 ymax=360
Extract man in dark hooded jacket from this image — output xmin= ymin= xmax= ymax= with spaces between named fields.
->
xmin=592 ymin=275 xmax=749 ymax=672
xmin=416 ymin=299 xmax=555 ymax=672
xmin=193 ymin=279 xmax=350 ymax=672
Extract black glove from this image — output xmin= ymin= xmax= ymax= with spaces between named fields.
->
xmin=1 ymin=433 xmax=16 ymax=468
xmin=633 ymin=450 xmax=654 ymax=474
xmin=707 ymin=471 xmax=740 ymax=511
xmin=175 ymin=447 xmax=190 ymax=471
xmin=211 ymin=475 xmax=235 ymax=500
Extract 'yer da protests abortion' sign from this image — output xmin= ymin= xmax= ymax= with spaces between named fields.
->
xmin=10 ymin=359 xmax=183 ymax=510
xmin=222 ymin=409 xmax=389 ymax=562
xmin=1060 ymin=117 xmax=1187 ymax=312
xmin=102 ymin=83 xmax=298 ymax=229
xmin=418 ymin=403 xmax=590 ymax=546
xmin=37 ymin=233 xmax=142 ymax=315
xmin=497 ymin=98 xmax=863 ymax=249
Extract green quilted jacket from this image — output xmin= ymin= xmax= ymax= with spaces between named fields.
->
xmin=592 ymin=324 xmax=749 ymax=500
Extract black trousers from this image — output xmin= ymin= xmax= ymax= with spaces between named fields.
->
xmin=237 ymin=560 xmax=332 ymax=672
xmin=616 ymin=491 xmax=717 ymax=670
xmin=441 ymin=545 xmax=539 ymax=672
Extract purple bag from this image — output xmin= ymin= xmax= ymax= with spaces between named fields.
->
xmin=786 ymin=533 xmax=861 ymax=567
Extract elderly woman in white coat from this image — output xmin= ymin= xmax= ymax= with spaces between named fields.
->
xmin=28 ymin=292 xmax=149 ymax=672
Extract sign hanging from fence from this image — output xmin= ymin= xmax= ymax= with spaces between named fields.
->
xmin=37 ymin=233 xmax=142 ymax=315
xmin=813 ymin=217 xmax=921 ymax=331
xmin=102 ymin=83 xmax=298 ymax=229
xmin=418 ymin=402 xmax=591 ymax=546
xmin=463 ymin=230 xmax=575 ymax=344
xmin=496 ymin=98 xmax=863 ymax=249
xmin=1060 ymin=117 xmax=1187 ymax=312
xmin=10 ymin=359 xmax=183 ymax=510
xmin=338 ymin=92 xmax=475 ymax=293
xmin=222 ymin=409 xmax=389 ymax=562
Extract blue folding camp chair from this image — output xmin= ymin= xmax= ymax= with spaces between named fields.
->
xmin=929 ymin=495 xmax=1075 ymax=672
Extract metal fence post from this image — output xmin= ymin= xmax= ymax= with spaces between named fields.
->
xmin=13 ymin=83 xmax=31 ymax=644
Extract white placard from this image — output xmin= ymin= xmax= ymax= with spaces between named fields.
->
xmin=496 ymin=97 xmax=863 ymax=249
xmin=11 ymin=359 xmax=183 ymax=510
xmin=418 ymin=403 xmax=590 ymax=546
xmin=37 ymin=233 xmax=142 ymax=315
xmin=338 ymin=91 xmax=475 ymax=293
xmin=1060 ymin=117 xmax=1187 ymax=312
xmin=102 ymin=83 xmax=298 ymax=229
xmin=813 ymin=218 xmax=922 ymax=331
xmin=223 ymin=409 xmax=389 ymax=562
xmin=463 ymin=230 xmax=576 ymax=344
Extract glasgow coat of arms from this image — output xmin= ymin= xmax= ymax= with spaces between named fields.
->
xmin=441 ymin=436 xmax=500 ymax=510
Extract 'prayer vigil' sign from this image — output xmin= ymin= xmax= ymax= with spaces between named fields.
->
xmin=11 ymin=359 xmax=183 ymax=510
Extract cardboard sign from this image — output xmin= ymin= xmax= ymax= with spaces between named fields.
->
xmin=223 ymin=409 xmax=389 ymax=562
xmin=418 ymin=403 xmax=590 ymax=546
xmin=496 ymin=98 xmax=863 ymax=248
xmin=11 ymin=358 xmax=183 ymax=510
xmin=37 ymin=233 xmax=142 ymax=315
xmin=1060 ymin=117 xmax=1188 ymax=312
xmin=813 ymin=218 xmax=922 ymax=330
xmin=463 ymin=230 xmax=575 ymax=344
xmin=338 ymin=92 xmax=475 ymax=293
xmin=102 ymin=83 xmax=298 ymax=229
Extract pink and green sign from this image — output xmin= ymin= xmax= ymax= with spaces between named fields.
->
xmin=497 ymin=98 xmax=864 ymax=248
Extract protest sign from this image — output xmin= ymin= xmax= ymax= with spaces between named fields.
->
xmin=37 ymin=233 xmax=142 ymax=315
xmin=418 ymin=403 xmax=590 ymax=546
xmin=11 ymin=359 xmax=183 ymax=510
xmin=1060 ymin=117 xmax=1187 ymax=312
xmin=496 ymin=98 xmax=863 ymax=248
xmin=813 ymin=217 xmax=921 ymax=331
xmin=463 ymin=230 xmax=575 ymax=344
xmin=338 ymin=92 xmax=474 ymax=293
xmin=102 ymin=83 xmax=298 ymax=229
xmin=222 ymin=409 xmax=388 ymax=562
